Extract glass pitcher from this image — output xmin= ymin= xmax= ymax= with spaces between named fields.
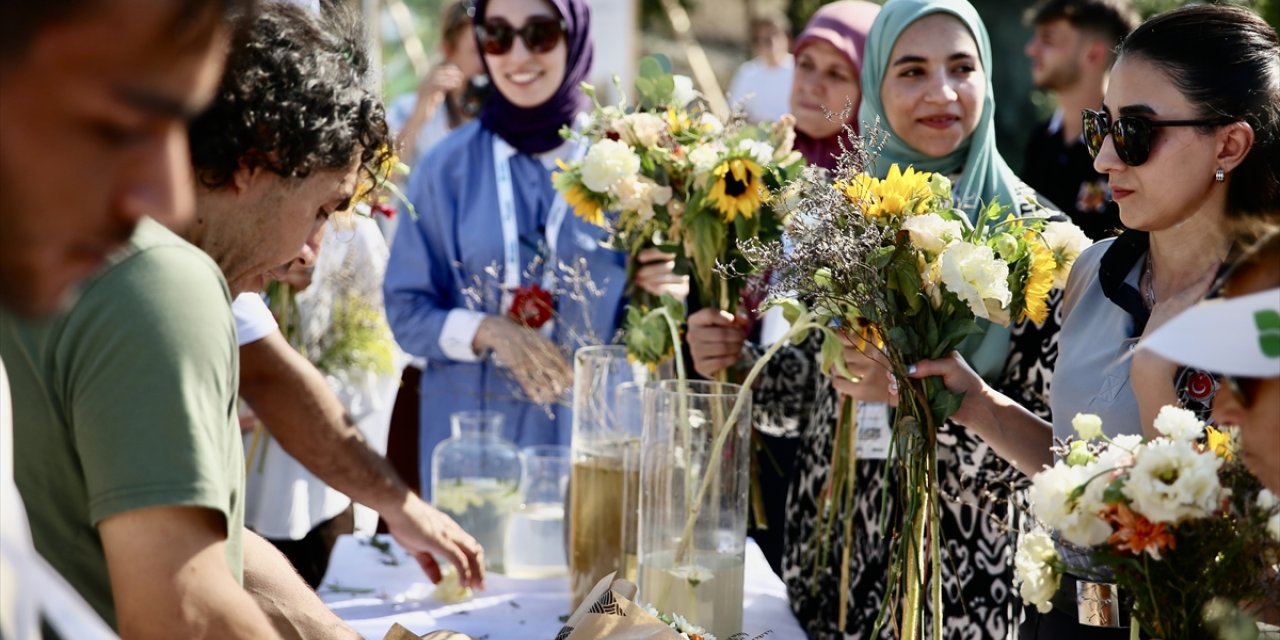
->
xmin=503 ymin=445 xmax=571 ymax=578
xmin=568 ymin=345 xmax=649 ymax=608
xmin=431 ymin=410 xmax=521 ymax=572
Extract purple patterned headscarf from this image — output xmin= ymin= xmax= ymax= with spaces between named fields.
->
xmin=474 ymin=0 xmax=593 ymax=154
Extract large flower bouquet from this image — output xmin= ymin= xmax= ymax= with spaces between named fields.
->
xmin=739 ymin=147 xmax=1091 ymax=637
xmin=552 ymin=55 xmax=804 ymax=368
xmin=1016 ymin=407 xmax=1280 ymax=639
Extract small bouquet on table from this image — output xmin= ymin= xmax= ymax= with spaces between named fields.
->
xmin=1016 ymin=407 xmax=1280 ymax=639
xmin=739 ymin=144 xmax=1090 ymax=637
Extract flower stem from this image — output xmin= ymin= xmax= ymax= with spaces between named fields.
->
xmin=674 ymin=313 xmax=822 ymax=564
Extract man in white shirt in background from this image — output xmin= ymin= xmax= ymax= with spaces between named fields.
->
xmin=727 ymin=12 xmax=795 ymax=124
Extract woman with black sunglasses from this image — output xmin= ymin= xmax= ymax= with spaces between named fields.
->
xmin=383 ymin=0 xmax=684 ymax=505
xmin=910 ymin=4 xmax=1279 ymax=638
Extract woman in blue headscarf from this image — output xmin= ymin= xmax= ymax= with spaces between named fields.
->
xmin=779 ymin=1 xmax=1064 ymax=637
xmin=383 ymin=0 xmax=681 ymax=499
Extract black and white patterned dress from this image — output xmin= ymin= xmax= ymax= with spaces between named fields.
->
xmin=751 ymin=189 xmax=1063 ymax=639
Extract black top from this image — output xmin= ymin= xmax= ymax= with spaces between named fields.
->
xmin=1022 ymin=112 xmax=1123 ymax=241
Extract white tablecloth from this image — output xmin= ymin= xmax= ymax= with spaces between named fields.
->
xmin=320 ymin=535 xmax=806 ymax=639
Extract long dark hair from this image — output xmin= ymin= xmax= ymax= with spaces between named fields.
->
xmin=1118 ymin=4 xmax=1280 ymax=219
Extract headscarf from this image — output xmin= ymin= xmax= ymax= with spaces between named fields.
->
xmin=474 ymin=0 xmax=593 ymax=154
xmin=791 ymin=1 xmax=881 ymax=170
xmin=858 ymin=0 xmax=1017 ymax=381
xmin=858 ymin=0 xmax=1020 ymax=215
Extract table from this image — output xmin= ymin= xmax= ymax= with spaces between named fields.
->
xmin=321 ymin=535 xmax=806 ymax=639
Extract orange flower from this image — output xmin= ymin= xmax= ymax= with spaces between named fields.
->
xmin=1106 ymin=503 xmax=1176 ymax=560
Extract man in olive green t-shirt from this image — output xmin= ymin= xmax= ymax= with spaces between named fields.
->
xmin=2 ymin=218 xmax=244 ymax=629
xmin=0 ymin=5 xmax=389 ymax=639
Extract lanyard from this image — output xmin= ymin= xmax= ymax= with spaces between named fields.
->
xmin=492 ymin=136 xmax=585 ymax=316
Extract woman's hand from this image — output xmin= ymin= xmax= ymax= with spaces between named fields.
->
xmin=687 ymin=308 xmax=746 ymax=378
xmin=831 ymin=331 xmax=897 ymax=406
xmin=632 ymin=248 xmax=689 ymax=300
xmin=473 ymin=316 xmax=572 ymax=404
xmin=907 ymin=351 xmax=992 ymax=429
xmin=417 ymin=63 xmax=467 ymax=104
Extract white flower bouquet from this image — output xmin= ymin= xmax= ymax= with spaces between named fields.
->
xmin=551 ymin=55 xmax=805 ymax=369
xmin=1017 ymin=407 xmax=1280 ymax=639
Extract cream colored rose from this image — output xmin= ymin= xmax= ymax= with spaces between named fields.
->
xmin=613 ymin=112 xmax=667 ymax=148
xmin=581 ymin=139 xmax=641 ymax=193
xmin=937 ymin=243 xmax=1011 ymax=321
xmin=902 ymin=213 xmax=963 ymax=257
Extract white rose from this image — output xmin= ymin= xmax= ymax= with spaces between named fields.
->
xmin=687 ymin=143 xmax=723 ymax=183
xmin=1152 ymin=405 xmax=1205 ymax=442
xmin=612 ymin=176 xmax=672 ymax=223
xmin=937 ymin=243 xmax=1011 ymax=320
xmin=736 ymin=138 xmax=774 ymax=166
xmin=614 ymin=112 xmax=667 ymax=148
xmin=1072 ymin=413 xmax=1105 ymax=441
xmin=671 ymin=75 xmax=698 ymax=107
xmin=581 ymin=139 xmax=641 ymax=193
xmin=902 ymin=213 xmax=964 ymax=257
xmin=1014 ymin=530 xmax=1061 ymax=614
xmin=1122 ymin=439 xmax=1224 ymax=523
xmin=1041 ymin=221 xmax=1093 ymax=288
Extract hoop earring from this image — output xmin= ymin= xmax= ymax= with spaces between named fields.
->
xmin=1215 ymin=167 xmax=1225 ymax=182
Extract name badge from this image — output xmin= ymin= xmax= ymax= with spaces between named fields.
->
xmin=855 ymin=402 xmax=892 ymax=460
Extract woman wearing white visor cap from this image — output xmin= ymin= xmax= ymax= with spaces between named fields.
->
xmin=1140 ymin=229 xmax=1280 ymax=494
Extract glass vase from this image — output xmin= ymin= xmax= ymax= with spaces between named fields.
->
xmin=568 ymin=345 xmax=648 ymax=609
xmin=637 ymin=380 xmax=750 ymax=639
xmin=431 ymin=410 xmax=521 ymax=573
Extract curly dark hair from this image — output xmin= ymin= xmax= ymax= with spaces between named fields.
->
xmin=188 ymin=2 xmax=391 ymax=195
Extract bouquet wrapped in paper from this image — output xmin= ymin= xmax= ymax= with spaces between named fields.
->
xmin=551 ymin=55 xmax=804 ymax=369
xmin=554 ymin=573 xmax=717 ymax=640
xmin=1016 ymin=407 xmax=1280 ymax=639
xmin=739 ymin=150 xmax=1091 ymax=637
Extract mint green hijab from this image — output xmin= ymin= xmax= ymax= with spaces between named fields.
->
xmin=858 ymin=0 xmax=1015 ymax=380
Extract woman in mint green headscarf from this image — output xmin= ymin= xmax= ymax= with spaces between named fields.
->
xmin=789 ymin=1 xmax=1065 ymax=637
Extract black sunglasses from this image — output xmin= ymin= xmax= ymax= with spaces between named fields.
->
xmin=475 ymin=16 xmax=565 ymax=56
xmin=1081 ymin=109 xmax=1235 ymax=167
xmin=1221 ymin=374 xmax=1261 ymax=409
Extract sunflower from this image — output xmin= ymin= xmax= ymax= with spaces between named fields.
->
xmin=837 ymin=164 xmax=936 ymax=219
xmin=1019 ymin=234 xmax=1056 ymax=325
xmin=553 ymin=160 xmax=607 ymax=227
xmin=708 ymin=157 xmax=766 ymax=222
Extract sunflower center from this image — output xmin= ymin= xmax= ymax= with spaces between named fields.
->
xmin=723 ymin=172 xmax=749 ymax=197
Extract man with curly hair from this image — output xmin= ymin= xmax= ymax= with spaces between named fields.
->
xmin=0 ymin=4 xmax=477 ymax=638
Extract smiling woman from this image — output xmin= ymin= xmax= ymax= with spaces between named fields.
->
xmin=383 ymin=0 xmax=649 ymax=502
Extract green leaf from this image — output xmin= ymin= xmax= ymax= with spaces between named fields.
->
xmin=1102 ymin=478 xmax=1128 ymax=505
xmin=928 ymin=388 xmax=965 ymax=424
xmin=820 ymin=328 xmax=852 ymax=379
xmin=772 ymin=297 xmax=807 ymax=325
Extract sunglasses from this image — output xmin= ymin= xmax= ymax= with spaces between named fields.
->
xmin=475 ymin=16 xmax=565 ymax=56
xmin=1081 ymin=109 xmax=1235 ymax=167
xmin=1222 ymin=374 xmax=1261 ymax=409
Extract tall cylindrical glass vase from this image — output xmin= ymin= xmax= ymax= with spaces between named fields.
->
xmin=637 ymin=380 xmax=750 ymax=639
